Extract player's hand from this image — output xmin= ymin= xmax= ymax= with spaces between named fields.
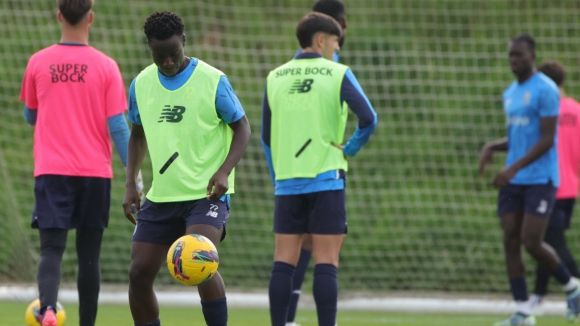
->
xmin=493 ymin=166 xmax=517 ymax=188
xmin=122 ymin=186 xmax=140 ymax=225
xmin=331 ymin=142 xmax=347 ymax=159
xmin=207 ymin=169 xmax=229 ymax=200
xmin=478 ymin=145 xmax=494 ymax=177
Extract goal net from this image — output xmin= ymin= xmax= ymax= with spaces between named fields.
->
xmin=2 ymin=0 xmax=580 ymax=294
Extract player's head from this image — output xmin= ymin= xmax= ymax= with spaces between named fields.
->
xmin=296 ymin=12 xmax=342 ymax=60
xmin=57 ymin=0 xmax=94 ymax=27
xmin=538 ymin=60 xmax=566 ymax=88
xmin=312 ymin=0 xmax=347 ymax=47
xmin=508 ymin=34 xmax=536 ymax=77
xmin=143 ymin=11 xmax=187 ymax=77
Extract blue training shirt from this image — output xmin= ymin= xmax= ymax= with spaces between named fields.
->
xmin=504 ymin=72 xmax=559 ymax=186
xmin=128 ymin=58 xmax=246 ymax=202
xmin=261 ymin=52 xmax=378 ymax=195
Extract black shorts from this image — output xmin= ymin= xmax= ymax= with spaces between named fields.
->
xmin=32 ymin=175 xmax=111 ymax=229
xmin=497 ymin=182 xmax=556 ymax=218
xmin=274 ymin=189 xmax=347 ymax=235
xmin=132 ymin=198 xmax=229 ymax=246
xmin=548 ymin=198 xmax=576 ymax=229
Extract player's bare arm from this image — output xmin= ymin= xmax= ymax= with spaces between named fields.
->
xmin=123 ymin=123 xmax=148 ymax=224
xmin=493 ymin=116 xmax=557 ymax=188
xmin=479 ymin=137 xmax=508 ymax=176
xmin=206 ymin=115 xmax=251 ymax=200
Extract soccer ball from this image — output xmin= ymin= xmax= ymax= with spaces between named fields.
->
xmin=167 ymin=234 xmax=220 ymax=286
xmin=25 ymin=299 xmax=66 ymax=326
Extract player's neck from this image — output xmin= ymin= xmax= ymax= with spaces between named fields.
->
xmin=60 ymin=27 xmax=90 ymax=45
xmin=560 ymin=88 xmax=566 ymax=98
xmin=516 ymin=68 xmax=536 ymax=84
xmin=301 ymin=47 xmax=322 ymax=56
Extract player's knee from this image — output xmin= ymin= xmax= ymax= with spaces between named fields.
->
xmin=128 ymin=262 xmax=155 ymax=288
xmin=522 ymin=236 xmax=542 ymax=255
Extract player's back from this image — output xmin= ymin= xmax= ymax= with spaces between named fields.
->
xmin=22 ymin=44 xmax=126 ymax=178
xmin=556 ymin=97 xmax=580 ymax=199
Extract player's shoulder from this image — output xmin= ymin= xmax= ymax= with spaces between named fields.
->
xmin=533 ymin=72 xmax=559 ymax=93
xmin=27 ymin=44 xmax=60 ymax=63
xmin=562 ymin=97 xmax=580 ymax=111
xmin=503 ymin=80 xmax=518 ymax=95
xmin=195 ymin=58 xmax=225 ymax=77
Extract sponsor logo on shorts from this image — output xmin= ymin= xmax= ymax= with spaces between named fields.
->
xmin=206 ymin=204 xmax=219 ymax=218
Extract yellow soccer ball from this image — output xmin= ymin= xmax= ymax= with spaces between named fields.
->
xmin=25 ymin=299 xmax=66 ymax=326
xmin=167 ymin=234 xmax=220 ymax=286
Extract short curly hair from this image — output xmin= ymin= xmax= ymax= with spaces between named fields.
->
xmin=538 ymin=60 xmax=566 ymax=87
xmin=143 ymin=11 xmax=184 ymax=41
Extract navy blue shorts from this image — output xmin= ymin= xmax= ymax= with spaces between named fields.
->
xmin=32 ymin=175 xmax=111 ymax=229
xmin=274 ymin=189 xmax=347 ymax=235
xmin=548 ymin=198 xmax=576 ymax=229
xmin=132 ymin=198 xmax=229 ymax=246
xmin=497 ymin=182 xmax=556 ymax=218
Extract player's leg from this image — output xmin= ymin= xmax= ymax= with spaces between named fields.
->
xmin=270 ymin=194 xmax=309 ymax=326
xmin=308 ymin=190 xmax=347 ymax=326
xmin=555 ymin=199 xmax=580 ymax=279
xmin=494 ymin=184 xmax=536 ymax=326
xmin=33 ymin=175 xmax=76 ymax=324
xmin=128 ymin=241 xmax=168 ymax=325
xmin=311 ymin=234 xmax=343 ymax=326
xmin=75 ymin=227 xmax=104 ymax=326
xmin=286 ymin=234 xmax=312 ymax=326
xmin=521 ymin=185 xmax=580 ymax=320
xmin=184 ymin=198 xmax=230 ymax=326
xmin=129 ymin=200 xmax=183 ymax=326
xmin=38 ymin=228 xmax=68 ymax=322
xmin=75 ymin=177 xmax=110 ymax=326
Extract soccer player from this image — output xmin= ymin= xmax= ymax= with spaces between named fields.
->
xmin=262 ymin=12 xmax=377 ymax=326
xmin=287 ymin=2 xmax=347 ymax=326
xmin=529 ymin=61 xmax=580 ymax=318
xmin=122 ymin=11 xmax=251 ymax=326
xmin=19 ymin=1 xmax=137 ymax=325
xmin=479 ymin=35 xmax=580 ymax=326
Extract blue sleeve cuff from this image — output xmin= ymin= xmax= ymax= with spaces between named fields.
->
xmin=23 ymin=105 xmax=37 ymax=125
xmin=108 ymin=113 xmax=130 ymax=166
xmin=343 ymin=115 xmax=377 ymax=157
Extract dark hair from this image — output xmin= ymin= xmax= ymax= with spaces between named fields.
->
xmin=58 ymin=0 xmax=93 ymax=26
xmin=312 ymin=0 xmax=345 ymax=21
xmin=512 ymin=34 xmax=536 ymax=52
xmin=143 ymin=11 xmax=184 ymax=41
xmin=296 ymin=12 xmax=342 ymax=48
xmin=538 ymin=60 xmax=566 ymax=87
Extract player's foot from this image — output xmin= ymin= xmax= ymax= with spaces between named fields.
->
xmin=285 ymin=323 xmax=300 ymax=326
xmin=492 ymin=312 xmax=536 ymax=326
xmin=567 ymin=286 xmax=580 ymax=322
xmin=39 ymin=306 xmax=57 ymax=326
xmin=529 ymin=294 xmax=544 ymax=316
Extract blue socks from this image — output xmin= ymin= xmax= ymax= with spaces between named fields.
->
xmin=269 ymin=261 xmax=295 ymax=326
xmin=313 ymin=264 xmax=338 ymax=326
xmin=553 ymin=261 xmax=573 ymax=285
xmin=509 ymin=277 xmax=529 ymax=302
xmin=201 ymin=297 xmax=228 ymax=326
xmin=287 ymin=249 xmax=311 ymax=322
xmin=135 ymin=319 xmax=160 ymax=326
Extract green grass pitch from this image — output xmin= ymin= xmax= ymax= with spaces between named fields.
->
xmin=0 ymin=301 xmax=574 ymax=326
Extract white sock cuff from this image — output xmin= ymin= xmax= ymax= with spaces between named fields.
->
xmin=563 ymin=277 xmax=579 ymax=292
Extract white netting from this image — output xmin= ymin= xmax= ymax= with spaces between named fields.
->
xmin=2 ymin=0 xmax=580 ymax=293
